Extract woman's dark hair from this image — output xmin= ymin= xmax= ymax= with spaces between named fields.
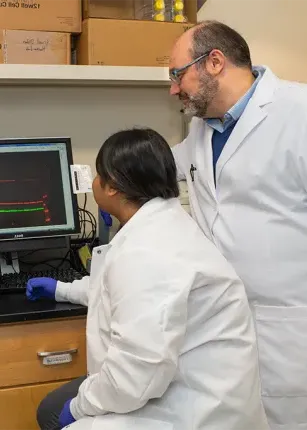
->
xmin=96 ymin=128 xmax=179 ymax=206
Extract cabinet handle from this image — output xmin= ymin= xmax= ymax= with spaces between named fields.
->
xmin=37 ymin=348 xmax=78 ymax=358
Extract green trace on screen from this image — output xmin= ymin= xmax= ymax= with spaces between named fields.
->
xmin=0 ymin=207 xmax=44 ymax=213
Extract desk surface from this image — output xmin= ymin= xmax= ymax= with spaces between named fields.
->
xmin=0 ymin=293 xmax=87 ymax=324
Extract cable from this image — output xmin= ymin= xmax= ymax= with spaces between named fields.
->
xmin=4 ymin=194 xmax=97 ymax=274
xmin=21 ymin=259 xmax=64 ymax=270
xmin=82 ymin=193 xmax=87 ymax=238
xmin=77 ymin=193 xmax=97 ymax=246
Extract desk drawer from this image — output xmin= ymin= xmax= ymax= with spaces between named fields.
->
xmin=0 ymin=318 xmax=86 ymax=388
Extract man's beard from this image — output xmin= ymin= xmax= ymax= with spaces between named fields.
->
xmin=179 ymin=72 xmax=219 ymax=118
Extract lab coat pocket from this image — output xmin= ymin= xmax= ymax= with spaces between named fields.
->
xmin=254 ymin=305 xmax=307 ymax=397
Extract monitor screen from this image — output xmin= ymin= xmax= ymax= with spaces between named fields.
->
xmin=0 ymin=137 xmax=80 ymax=241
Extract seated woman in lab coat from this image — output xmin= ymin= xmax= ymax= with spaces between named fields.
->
xmin=26 ymin=128 xmax=268 ymax=430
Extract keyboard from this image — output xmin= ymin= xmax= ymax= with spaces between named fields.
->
xmin=0 ymin=268 xmax=84 ymax=294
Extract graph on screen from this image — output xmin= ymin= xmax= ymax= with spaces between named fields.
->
xmin=0 ymin=150 xmax=67 ymax=232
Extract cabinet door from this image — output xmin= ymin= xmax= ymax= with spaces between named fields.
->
xmin=0 ymin=380 xmax=67 ymax=430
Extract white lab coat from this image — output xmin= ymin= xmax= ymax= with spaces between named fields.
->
xmin=172 ymin=66 xmax=307 ymax=430
xmin=56 ymin=197 xmax=268 ymax=430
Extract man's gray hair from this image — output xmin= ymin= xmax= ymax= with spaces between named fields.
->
xmin=191 ymin=20 xmax=252 ymax=69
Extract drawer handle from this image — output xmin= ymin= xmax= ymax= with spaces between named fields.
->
xmin=37 ymin=348 xmax=78 ymax=358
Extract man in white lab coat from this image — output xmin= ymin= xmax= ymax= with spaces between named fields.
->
xmin=170 ymin=20 xmax=307 ymax=430
xmin=27 ymin=128 xmax=268 ymax=430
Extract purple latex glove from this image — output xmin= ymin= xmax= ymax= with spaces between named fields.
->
xmin=26 ymin=277 xmax=57 ymax=301
xmin=59 ymin=399 xmax=76 ymax=428
xmin=99 ymin=209 xmax=113 ymax=227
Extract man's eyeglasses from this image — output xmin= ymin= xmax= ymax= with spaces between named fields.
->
xmin=169 ymin=51 xmax=212 ymax=85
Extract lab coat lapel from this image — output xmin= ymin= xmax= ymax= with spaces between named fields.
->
xmin=195 ymin=122 xmax=217 ymax=202
xmin=215 ymin=104 xmax=267 ymax=182
xmin=90 ymin=244 xmax=111 ymax=286
xmin=215 ymin=67 xmax=279 ymax=183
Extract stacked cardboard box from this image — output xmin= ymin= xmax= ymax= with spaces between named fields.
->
xmin=0 ymin=30 xmax=72 ymax=65
xmin=83 ymin=0 xmax=135 ymax=20
xmin=82 ymin=0 xmax=197 ymax=23
xmin=77 ymin=18 xmax=193 ymax=67
xmin=0 ymin=0 xmax=81 ymax=64
xmin=77 ymin=0 xmax=197 ymax=67
xmin=0 ymin=0 xmax=196 ymax=67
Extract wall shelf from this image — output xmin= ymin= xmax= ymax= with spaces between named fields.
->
xmin=0 ymin=64 xmax=171 ymax=87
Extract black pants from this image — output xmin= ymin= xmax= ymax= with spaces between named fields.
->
xmin=37 ymin=376 xmax=86 ymax=430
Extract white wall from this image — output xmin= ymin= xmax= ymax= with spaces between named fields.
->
xmin=0 ymin=85 xmax=183 ymax=235
xmin=198 ymin=0 xmax=307 ymax=82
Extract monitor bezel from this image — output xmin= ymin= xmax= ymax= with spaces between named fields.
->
xmin=0 ymin=137 xmax=81 ymax=241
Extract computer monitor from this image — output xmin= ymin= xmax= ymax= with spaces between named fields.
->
xmin=0 ymin=137 xmax=80 ymax=254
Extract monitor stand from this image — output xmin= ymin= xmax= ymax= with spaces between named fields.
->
xmin=0 ymin=252 xmax=19 ymax=275
xmin=0 ymin=236 xmax=69 ymax=276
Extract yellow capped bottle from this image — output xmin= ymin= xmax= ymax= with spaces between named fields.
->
xmin=172 ymin=0 xmax=187 ymax=22
xmin=153 ymin=0 xmax=166 ymax=21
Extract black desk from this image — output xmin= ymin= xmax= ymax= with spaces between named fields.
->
xmin=0 ymin=293 xmax=87 ymax=324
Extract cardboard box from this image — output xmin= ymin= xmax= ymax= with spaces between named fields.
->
xmin=0 ymin=30 xmax=71 ymax=64
xmin=77 ymin=18 xmax=193 ymax=67
xmin=83 ymin=0 xmax=134 ymax=20
xmin=82 ymin=0 xmax=197 ymax=23
xmin=0 ymin=0 xmax=81 ymax=33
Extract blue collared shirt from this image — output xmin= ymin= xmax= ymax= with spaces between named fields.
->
xmin=207 ymin=66 xmax=264 ymax=133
